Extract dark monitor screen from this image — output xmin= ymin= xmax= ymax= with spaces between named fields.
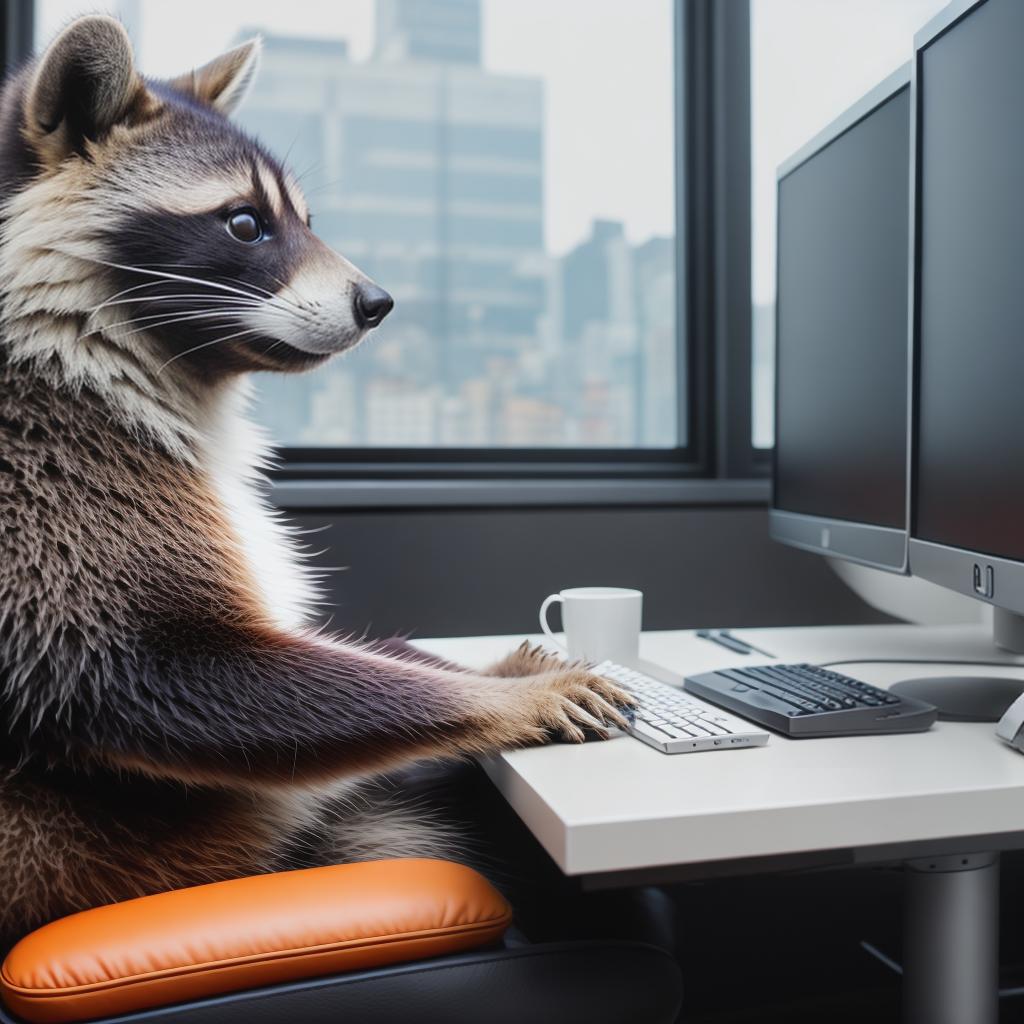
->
xmin=774 ymin=86 xmax=910 ymax=529
xmin=913 ymin=0 xmax=1024 ymax=563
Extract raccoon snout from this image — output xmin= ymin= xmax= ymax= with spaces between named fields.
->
xmin=352 ymin=283 xmax=394 ymax=329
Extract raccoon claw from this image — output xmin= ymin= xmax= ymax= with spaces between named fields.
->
xmin=525 ymin=667 xmax=635 ymax=745
xmin=555 ymin=718 xmax=588 ymax=744
xmin=588 ymin=674 xmax=638 ymax=712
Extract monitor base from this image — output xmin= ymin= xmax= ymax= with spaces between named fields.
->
xmin=994 ymin=607 xmax=1024 ymax=654
xmin=889 ymin=676 xmax=1024 ymax=723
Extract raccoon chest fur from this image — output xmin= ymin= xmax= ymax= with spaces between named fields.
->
xmin=201 ymin=383 xmax=322 ymax=632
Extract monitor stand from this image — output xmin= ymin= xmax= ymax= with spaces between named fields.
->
xmin=889 ymin=609 xmax=1024 ymax=722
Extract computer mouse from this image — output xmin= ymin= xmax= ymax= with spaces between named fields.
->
xmin=997 ymin=692 xmax=1024 ymax=750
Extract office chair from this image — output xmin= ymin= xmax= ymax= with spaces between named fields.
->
xmin=0 ymin=858 xmax=682 ymax=1024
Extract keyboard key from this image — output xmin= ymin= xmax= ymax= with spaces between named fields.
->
xmin=591 ymin=661 xmax=771 ymax=754
xmin=698 ymin=719 xmax=729 ymax=736
xmin=632 ymin=720 xmax=673 ymax=743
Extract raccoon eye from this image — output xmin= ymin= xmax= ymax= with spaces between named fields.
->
xmin=226 ymin=208 xmax=264 ymax=244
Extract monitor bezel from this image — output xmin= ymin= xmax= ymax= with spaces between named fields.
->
xmin=903 ymin=0 xmax=1024 ymax=614
xmin=770 ymin=63 xmax=912 ymax=575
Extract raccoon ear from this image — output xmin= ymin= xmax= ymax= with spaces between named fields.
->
xmin=168 ymin=38 xmax=262 ymax=117
xmin=25 ymin=16 xmax=152 ymax=161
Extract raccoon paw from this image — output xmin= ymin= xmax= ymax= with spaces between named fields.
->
xmin=520 ymin=666 xmax=637 ymax=744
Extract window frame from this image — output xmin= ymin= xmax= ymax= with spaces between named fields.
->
xmin=2 ymin=0 xmax=31 ymax=70
xmin=11 ymin=0 xmax=768 ymax=502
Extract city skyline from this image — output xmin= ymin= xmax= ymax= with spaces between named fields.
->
xmin=241 ymin=4 xmax=676 ymax=448
xmin=35 ymin=0 xmax=679 ymax=450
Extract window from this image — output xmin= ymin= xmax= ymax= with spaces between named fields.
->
xmin=36 ymin=0 xmax=678 ymax=451
xmin=749 ymin=0 xmax=949 ymax=449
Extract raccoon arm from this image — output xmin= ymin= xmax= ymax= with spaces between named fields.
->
xmin=54 ymin=632 xmax=628 ymax=788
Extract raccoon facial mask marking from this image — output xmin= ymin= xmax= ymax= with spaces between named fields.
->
xmin=104 ymin=170 xmax=391 ymax=371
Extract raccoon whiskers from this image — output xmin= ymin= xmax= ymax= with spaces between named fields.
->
xmin=77 ymin=308 xmax=263 ymax=346
xmin=214 ymin=275 xmax=283 ymax=302
xmin=89 ymin=305 xmax=268 ymax=338
xmin=88 ymin=294 xmax=265 ymax=312
xmin=103 ymin=262 xmax=299 ymax=310
xmin=82 ymin=291 xmax=305 ymax=349
xmin=121 ymin=311 xmax=267 ymax=339
xmin=262 ymin=270 xmax=312 ymax=310
xmin=156 ymin=327 xmax=264 ymax=373
xmin=86 ymin=273 xmax=284 ymax=316
xmin=132 ymin=264 xmax=284 ymax=304
xmin=166 ymin=268 xmax=284 ymax=305
xmin=88 ymin=279 xmax=183 ymax=314
xmin=60 ymin=252 xmax=307 ymax=316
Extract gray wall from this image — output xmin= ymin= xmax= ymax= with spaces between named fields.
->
xmin=286 ymin=504 xmax=894 ymax=639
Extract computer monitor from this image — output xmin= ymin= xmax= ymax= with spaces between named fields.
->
xmin=895 ymin=0 xmax=1024 ymax=718
xmin=770 ymin=67 xmax=912 ymax=574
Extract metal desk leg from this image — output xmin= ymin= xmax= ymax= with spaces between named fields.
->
xmin=903 ymin=852 xmax=999 ymax=1024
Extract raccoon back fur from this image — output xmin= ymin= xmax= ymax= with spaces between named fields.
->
xmin=0 ymin=16 xmax=634 ymax=946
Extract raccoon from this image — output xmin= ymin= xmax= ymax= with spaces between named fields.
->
xmin=0 ymin=16 xmax=633 ymax=946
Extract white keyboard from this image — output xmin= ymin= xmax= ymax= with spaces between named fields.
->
xmin=593 ymin=661 xmax=771 ymax=754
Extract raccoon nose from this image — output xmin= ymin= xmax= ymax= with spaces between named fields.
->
xmin=353 ymin=283 xmax=394 ymax=328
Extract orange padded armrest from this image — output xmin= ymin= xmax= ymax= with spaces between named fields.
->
xmin=1 ymin=858 xmax=511 ymax=1024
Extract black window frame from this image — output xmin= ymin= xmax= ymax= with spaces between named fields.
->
xmin=1 ymin=0 xmax=30 ymax=71
xmin=7 ymin=0 xmax=768 ymax=496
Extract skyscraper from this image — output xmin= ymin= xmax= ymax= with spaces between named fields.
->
xmin=375 ymin=0 xmax=482 ymax=65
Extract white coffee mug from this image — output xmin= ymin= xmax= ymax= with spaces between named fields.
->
xmin=539 ymin=587 xmax=643 ymax=664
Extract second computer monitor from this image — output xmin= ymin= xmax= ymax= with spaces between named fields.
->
xmin=909 ymin=0 xmax=1024 ymax=620
xmin=770 ymin=67 xmax=911 ymax=573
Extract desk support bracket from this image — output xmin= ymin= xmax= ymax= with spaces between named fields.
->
xmin=903 ymin=851 xmax=999 ymax=1024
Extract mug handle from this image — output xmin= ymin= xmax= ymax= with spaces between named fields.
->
xmin=539 ymin=594 xmax=567 ymax=652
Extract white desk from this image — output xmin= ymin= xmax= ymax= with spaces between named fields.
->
xmin=416 ymin=623 xmax=1024 ymax=1024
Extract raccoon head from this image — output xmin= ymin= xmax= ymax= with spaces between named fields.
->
xmin=3 ymin=15 xmax=392 ymax=383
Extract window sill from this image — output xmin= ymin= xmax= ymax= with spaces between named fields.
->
xmin=271 ymin=477 xmax=771 ymax=510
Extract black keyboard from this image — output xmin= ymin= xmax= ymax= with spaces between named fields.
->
xmin=683 ymin=663 xmax=937 ymax=737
